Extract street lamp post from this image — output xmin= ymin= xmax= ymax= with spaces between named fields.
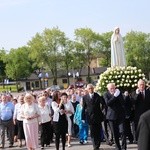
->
xmin=38 ymin=72 xmax=49 ymax=89
xmin=74 ymin=72 xmax=79 ymax=87
xmin=68 ymin=71 xmax=79 ymax=88
xmin=68 ymin=72 xmax=71 ymax=86
xmin=38 ymin=72 xmax=43 ymax=89
xmin=76 ymin=72 xmax=79 ymax=78
xmin=44 ymin=73 xmax=49 ymax=88
xmin=4 ymin=79 xmax=9 ymax=93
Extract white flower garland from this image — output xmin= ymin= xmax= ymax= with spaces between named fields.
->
xmin=95 ymin=66 xmax=145 ymax=94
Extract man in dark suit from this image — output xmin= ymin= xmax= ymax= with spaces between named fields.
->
xmin=123 ymin=91 xmax=134 ymax=144
xmin=137 ymin=110 xmax=150 ymax=150
xmin=103 ymin=83 xmax=126 ymax=150
xmin=82 ymin=84 xmax=104 ymax=150
xmin=131 ymin=79 xmax=150 ymax=140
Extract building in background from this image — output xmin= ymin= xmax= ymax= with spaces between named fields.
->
xmin=19 ymin=67 xmax=107 ymax=91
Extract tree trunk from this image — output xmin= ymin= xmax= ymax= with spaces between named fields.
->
xmin=53 ymin=77 xmax=57 ymax=85
xmin=16 ymin=82 xmax=19 ymax=92
xmin=87 ymin=65 xmax=91 ymax=83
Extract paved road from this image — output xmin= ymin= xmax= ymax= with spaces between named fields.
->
xmin=3 ymin=138 xmax=138 ymax=150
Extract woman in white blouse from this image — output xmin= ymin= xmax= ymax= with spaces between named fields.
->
xmin=38 ymin=96 xmax=51 ymax=149
xmin=52 ymin=91 xmax=68 ymax=150
xmin=13 ymin=95 xmax=25 ymax=147
xmin=20 ymin=93 xmax=40 ymax=150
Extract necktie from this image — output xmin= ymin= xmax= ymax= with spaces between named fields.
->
xmin=141 ymin=91 xmax=144 ymax=100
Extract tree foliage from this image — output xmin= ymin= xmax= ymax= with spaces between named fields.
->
xmin=98 ymin=32 xmax=112 ymax=67
xmin=1 ymin=27 xmax=150 ymax=87
xmin=3 ymin=46 xmax=31 ymax=91
xmin=124 ymin=31 xmax=150 ymax=78
xmin=28 ymin=27 xmax=67 ymax=85
xmin=0 ymin=49 xmax=6 ymax=83
xmin=74 ymin=28 xmax=102 ymax=82
xmin=59 ymin=39 xmax=74 ymax=83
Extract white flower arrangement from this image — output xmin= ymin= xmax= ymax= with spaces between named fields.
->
xmin=95 ymin=66 xmax=145 ymax=94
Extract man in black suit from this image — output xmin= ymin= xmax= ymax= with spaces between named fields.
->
xmin=103 ymin=83 xmax=126 ymax=150
xmin=123 ymin=91 xmax=134 ymax=144
xmin=82 ymin=84 xmax=104 ymax=150
xmin=131 ymin=79 xmax=150 ymax=140
xmin=137 ymin=110 xmax=150 ymax=150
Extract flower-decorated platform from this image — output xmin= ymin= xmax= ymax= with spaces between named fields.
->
xmin=95 ymin=66 xmax=145 ymax=95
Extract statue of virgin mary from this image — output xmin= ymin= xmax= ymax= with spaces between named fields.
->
xmin=111 ymin=27 xmax=126 ymax=67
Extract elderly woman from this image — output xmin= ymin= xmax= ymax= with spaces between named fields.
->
xmin=38 ymin=96 xmax=52 ymax=149
xmin=20 ymin=93 xmax=40 ymax=150
xmin=13 ymin=95 xmax=25 ymax=147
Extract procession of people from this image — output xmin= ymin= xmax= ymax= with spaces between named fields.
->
xmin=0 ymin=27 xmax=149 ymax=150
xmin=0 ymin=79 xmax=149 ymax=150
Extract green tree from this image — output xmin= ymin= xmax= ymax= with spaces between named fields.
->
xmin=0 ymin=49 xmax=6 ymax=87
xmin=74 ymin=28 xmax=101 ymax=83
xmin=98 ymin=32 xmax=112 ymax=66
xmin=124 ymin=31 xmax=150 ymax=78
xmin=73 ymin=41 xmax=87 ymax=72
xmin=3 ymin=46 xmax=32 ymax=91
xmin=59 ymin=39 xmax=74 ymax=85
xmin=28 ymin=27 xmax=67 ymax=85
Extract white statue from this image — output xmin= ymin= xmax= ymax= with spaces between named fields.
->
xmin=111 ymin=27 xmax=126 ymax=67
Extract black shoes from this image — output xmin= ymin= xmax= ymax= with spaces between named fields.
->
xmin=128 ymin=141 xmax=133 ymax=144
xmin=79 ymin=140 xmax=83 ymax=144
xmin=133 ymin=141 xmax=137 ymax=144
xmin=9 ymin=144 xmax=13 ymax=148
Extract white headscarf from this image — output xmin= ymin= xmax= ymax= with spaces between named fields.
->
xmin=114 ymin=27 xmax=119 ymax=32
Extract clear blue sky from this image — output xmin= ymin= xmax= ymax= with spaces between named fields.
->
xmin=0 ymin=0 xmax=149 ymax=50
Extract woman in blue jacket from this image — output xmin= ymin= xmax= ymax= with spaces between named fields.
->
xmin=74 ymin=99 xmax=88 ymax=144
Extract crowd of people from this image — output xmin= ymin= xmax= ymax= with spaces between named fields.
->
xmin=0 ymin=79 xmax=150 ymax=150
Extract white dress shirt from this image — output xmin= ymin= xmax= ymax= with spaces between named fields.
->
xmin=89 ymin=93 xmax=94 ymax=99
xmin=38 ymin=105 xmax=51 ymax=123
xmin=13 ymin=103 xmax=24 ymax=121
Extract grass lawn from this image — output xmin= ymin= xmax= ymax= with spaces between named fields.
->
xmin=0 ymin=85 xmax=17 ymax=92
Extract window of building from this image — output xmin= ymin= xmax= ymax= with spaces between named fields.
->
xmin=62 ymin=79 xmax=68 ymax=83
xmin=35 ymin=81 xmax=39 ymax=87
